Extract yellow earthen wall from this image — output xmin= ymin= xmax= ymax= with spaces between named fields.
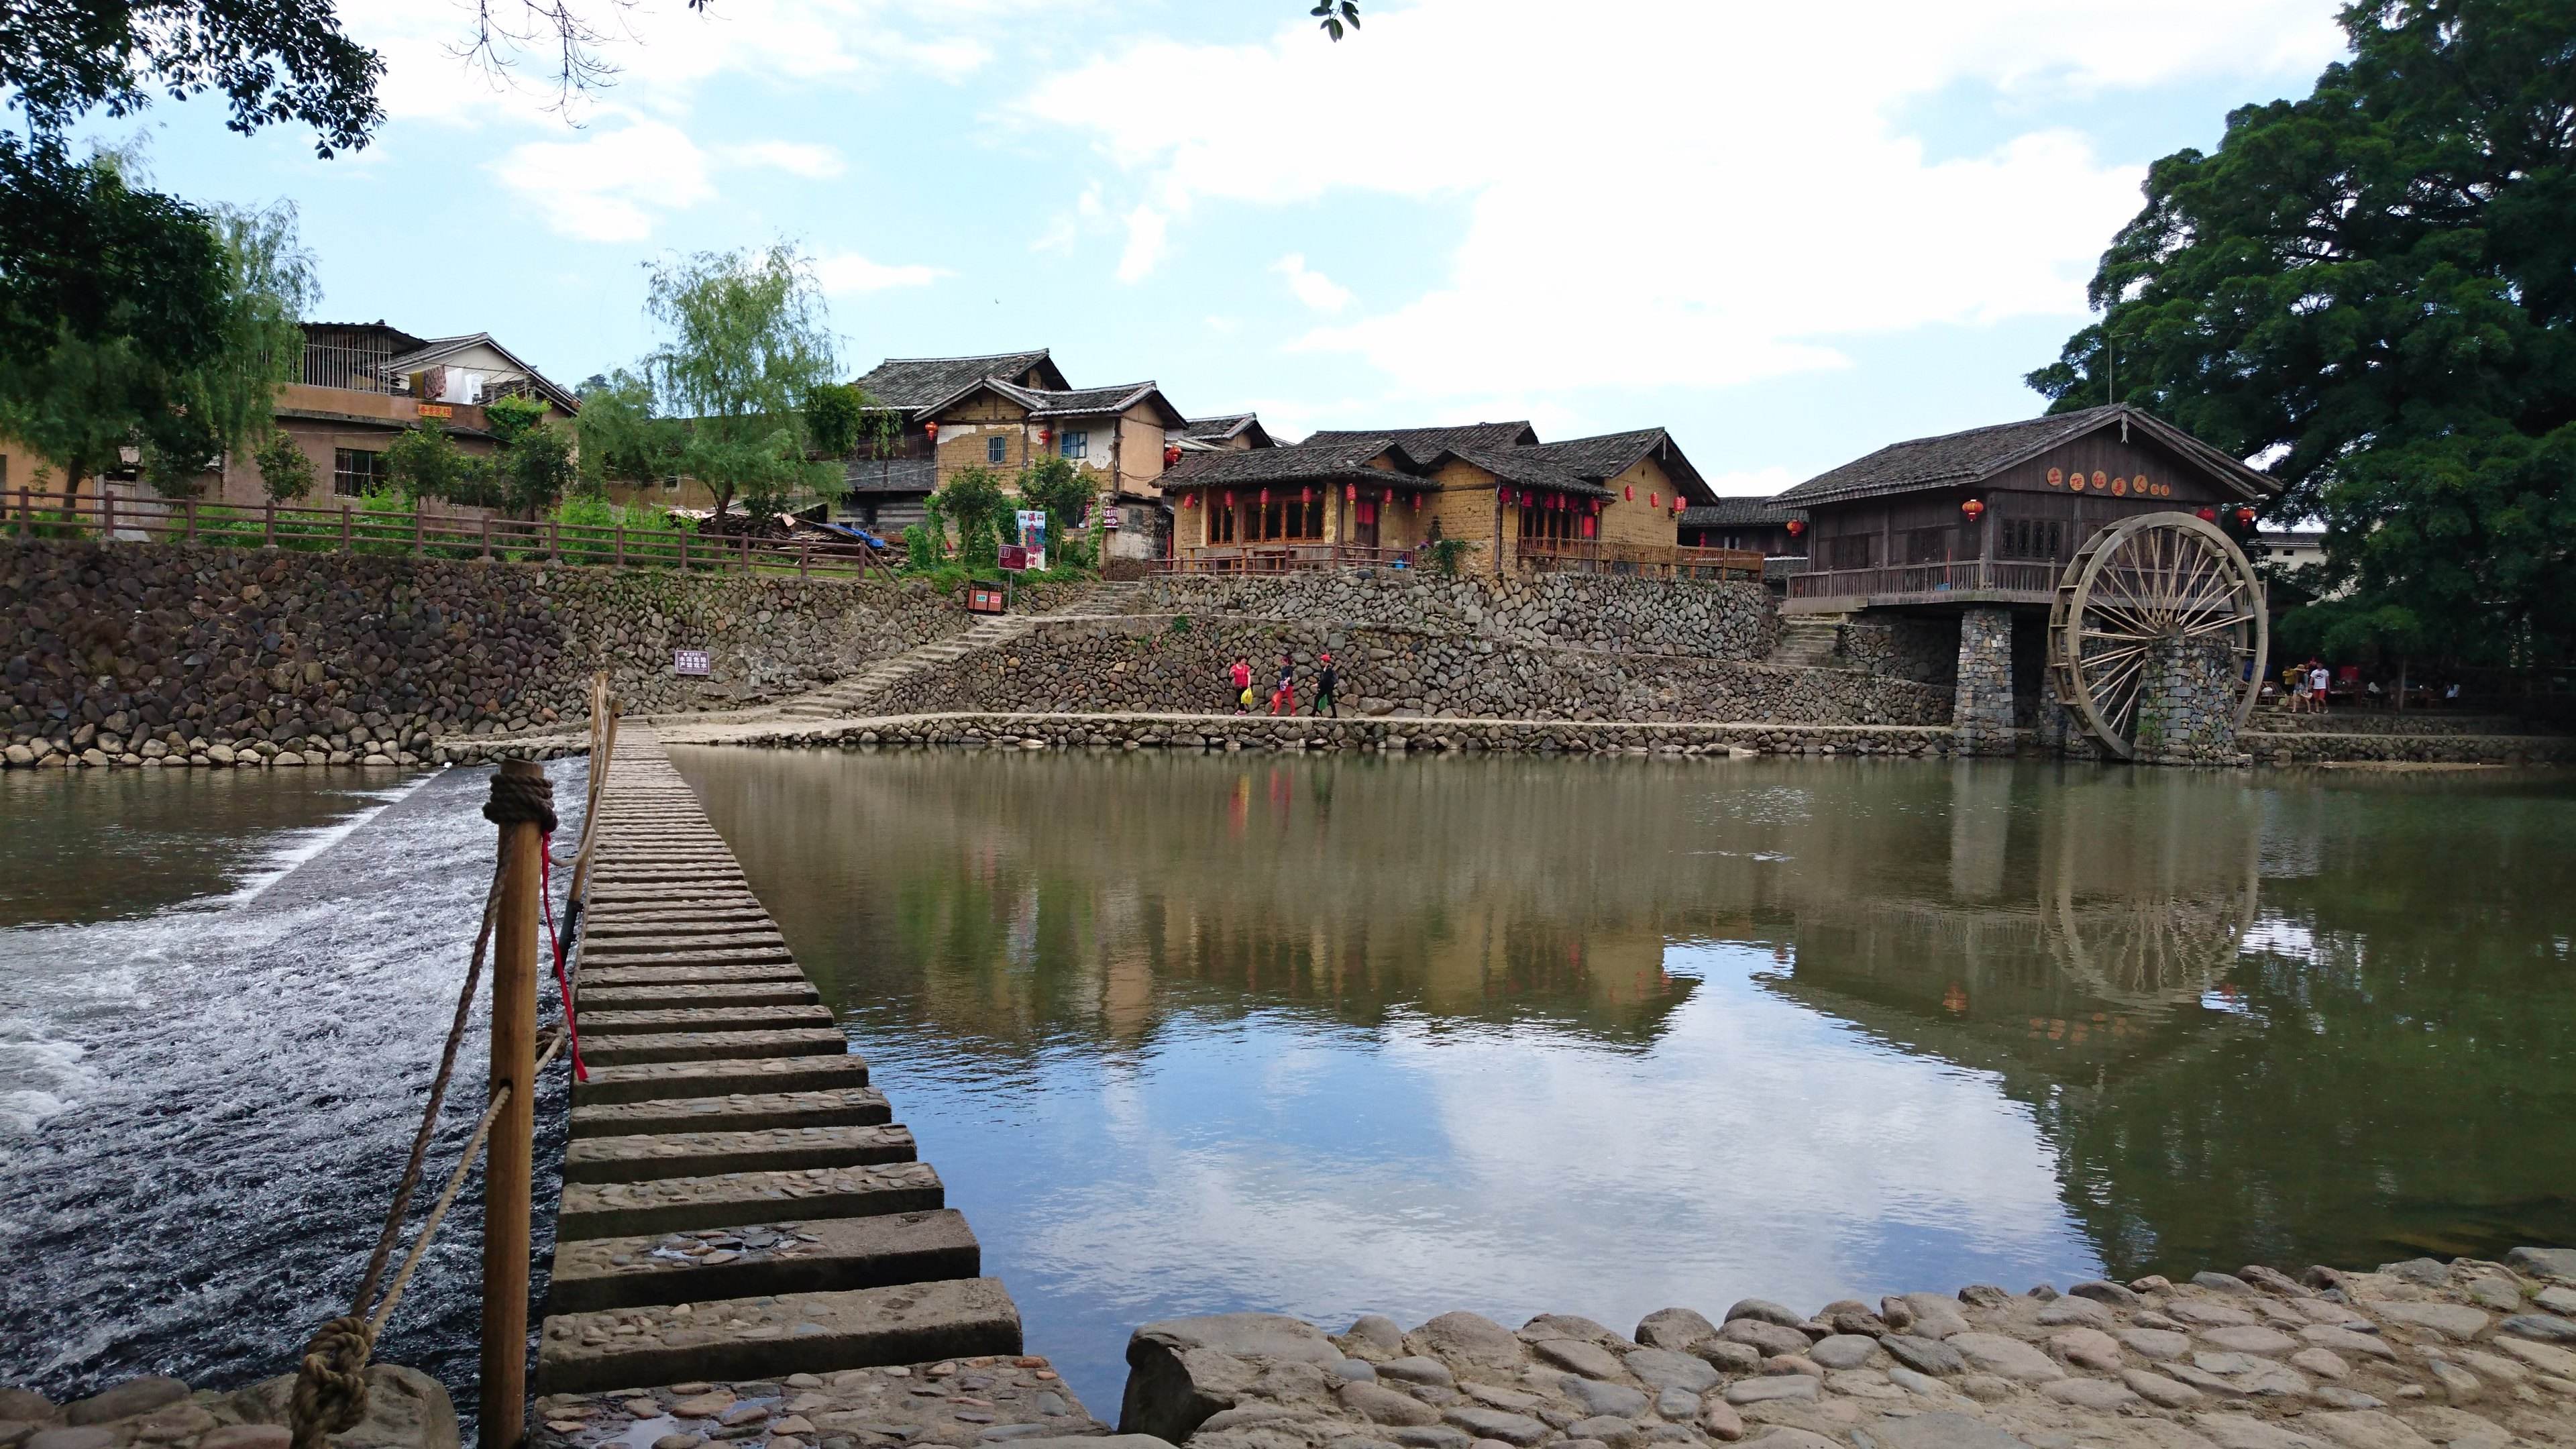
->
xmin=1597 ymin=458 xmax=1684 ymax=547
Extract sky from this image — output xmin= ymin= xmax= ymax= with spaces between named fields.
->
xmin=89 ymin=0 xmax=2352 ymax=494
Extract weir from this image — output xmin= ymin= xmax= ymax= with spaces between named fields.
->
xmin=527 ymin=730 xmax=1111 ymax=1440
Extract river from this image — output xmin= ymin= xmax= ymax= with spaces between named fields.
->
xmin=3 ymin=751 xmax=2571 ymax=1424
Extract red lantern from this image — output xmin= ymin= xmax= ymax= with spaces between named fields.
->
xmin=1649 ymin=492 xmax=1660 ymax=508
xmin=1961 ymin=498 xmax=1984 ymax=521
xmin=1623 ymin=485 xmax=1633 ymax=502
xmin=1039 ymin=428 xmax=1052 ymax=445
xmin=1260 ymin=488 xmax=1270 ymax=504
xmin=1345 ymin=484 xmax=1357 ymax=501
xmin=2196 ymin=506 xmax=2218 ymax=522
xmin=1301 ymin=486 xmax=1313 ymax=504
xmin=1163 ymin=445 xmax=1181 ymax=466
xmin=922 ymin=421 xmax=939 ymax=441
xmin=2235 ymin=506 xmax=2256 ymax=527
xmin=1786 ymin=518 xmax=1805 ymax=537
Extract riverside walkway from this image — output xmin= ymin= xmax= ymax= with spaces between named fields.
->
xmin=529 ymin=730 xmax=1108 ymax=1442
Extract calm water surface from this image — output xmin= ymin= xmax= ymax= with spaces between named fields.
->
xmin=674 ymin=748 xmax=2576 ymax=1419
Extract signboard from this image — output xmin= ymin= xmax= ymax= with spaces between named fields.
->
xmin=1014 ymin=510 xmax=1049 ymax=570
xmin=674 ymin=648 xmax=711 ymax=676
xmin=998 ymin=544 xmax=1030 ymax=572
xmin=418 ymin=402 xmax=454 ymax=419
xmin=967 ymin=585 xmax=1008 ymax=614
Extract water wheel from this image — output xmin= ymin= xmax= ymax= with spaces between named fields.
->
xmin=2047 ymin=512 xmax=2267 ymax=760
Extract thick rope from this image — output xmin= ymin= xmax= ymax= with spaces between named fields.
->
xmin=482 ymin=769 xmax=558 ymax=833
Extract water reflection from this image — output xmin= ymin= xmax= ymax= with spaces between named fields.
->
xmin=674 ymin=749 xmax=2576 ymax=1419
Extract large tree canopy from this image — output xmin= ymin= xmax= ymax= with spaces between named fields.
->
xmin=2029 ymin=0 xmax=2576 ymax=667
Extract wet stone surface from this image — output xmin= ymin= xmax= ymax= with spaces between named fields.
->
xmin=1119 ymin=1251 xmax=2576 ymax=1449
xmin=529 ymin=1356 xmax=1101 ymax=1449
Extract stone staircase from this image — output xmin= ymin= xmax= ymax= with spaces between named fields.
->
xmin=1769 ymin=614 xmax=1849 ymax=670
xmin=773 ymin=582 xmax=1140 ymax=722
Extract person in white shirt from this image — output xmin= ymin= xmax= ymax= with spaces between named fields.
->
xmin=2309 ymin=664 xmax=2332 ymax=714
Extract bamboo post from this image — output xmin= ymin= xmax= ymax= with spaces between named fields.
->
xmin=482 ymin=759 xmax=547 ymax=1449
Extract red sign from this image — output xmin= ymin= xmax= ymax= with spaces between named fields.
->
xmin=999 ymin=544 xmax=1030 ymax=571
xmin=418 ymin=403 xmax=454 ymax=419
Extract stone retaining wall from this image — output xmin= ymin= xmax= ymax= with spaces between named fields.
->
xmin=1139 ymin=572 xmax=1780 ymax=662
xmin=863 ymin=617 xmax=1951 ymax=728
xmin=1113 ymin=1246 xmax=2576 ymax=1449
xmin=0 ymin=541 xmax=1059 ymax=769
xmin=2244 ymin=731 xmax=2576 ymax=765
xmin=1837 ymin=619 xmax=1957 ymax=686
xmin=2247 ymin=711 xmax=2551 ymax=737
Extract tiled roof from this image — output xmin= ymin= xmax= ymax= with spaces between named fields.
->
xmin=381 ymin=331 xmax=582 ymax=413
xmin=1775 ymin=404 xmax=2280 ymax=506
xmin=993 ymin=380 xmax=1182 ymax=421
xmin=855 ymin=350 xmax=1063 ymax=408
xmin=1160 ymin=437 xmax=1436 ymax=491
xmin=1441 ymin=446 xmax=1612 ymax=498
xmin=1679 ymin=496 xmax=1802 ymax=529
xmin=1177 ymin=413 xmax=1273 ymax=446
xmin=1301 ymin=421 xmax=1540 ymax=466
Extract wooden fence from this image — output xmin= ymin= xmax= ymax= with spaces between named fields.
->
xmin=3 ymin=489 xmax=888 ymax=579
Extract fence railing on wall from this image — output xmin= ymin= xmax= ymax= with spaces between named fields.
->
xmin=4 ymin=488 xmax=888 ymax=580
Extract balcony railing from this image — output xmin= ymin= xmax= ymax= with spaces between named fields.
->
xmin=1785 ymin=558 xmax=2062 ymax=601
xmin=301 ymin=343 xmax=401 ymax=394
xmin=1156 ymin=543 xmax=1417 ymax=574
xmin=1516 ymin=538 xmax=1766 ymax=580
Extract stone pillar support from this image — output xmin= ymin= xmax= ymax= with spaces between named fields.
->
xmin=1951 ymin=605 xmax=2015 ymax=755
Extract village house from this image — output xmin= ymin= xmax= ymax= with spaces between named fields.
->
xmin=1156 ymin=421 xmax=1738 ymax=577
xmin=1678 ymin=496 xmax=1805 ymax=557
xmin=838 ymin=348 xmax=1268 ymax=562
xmin=0 ymin=321 xmax=580 ymax=517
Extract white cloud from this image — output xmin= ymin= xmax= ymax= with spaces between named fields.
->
xmin=720 ymin=140 xmax=846 ymax=178
xmin=1272 ymin=252 xmax=1352 ymax=313
xmin=1116 ymin=205 xmax=1170 ymax=282
xmin=1020 ymin=0 xmax=2345 ymax=411
xmin=814 ymin=250 xmax=950 ymax=294
xmin=492 ymin=117 xmax=714 ymax=242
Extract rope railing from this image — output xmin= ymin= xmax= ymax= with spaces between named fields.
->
xmin=288 ymin=674 xmax=620 ymax=1449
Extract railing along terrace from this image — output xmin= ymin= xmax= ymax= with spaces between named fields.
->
xmin=1786 ymin=558 xmax=2059 ymax=600
xmin=5 ymin=489 xmax=888 ymax=579
xmin=301 ymin=342 xmax=400 ymax=394
xmin=1156 ymin=543 xmax=1419 ymax=574
xmin=1517 ymin=538 xmax=1766 ymax=580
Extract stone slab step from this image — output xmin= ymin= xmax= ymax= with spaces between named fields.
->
xmin=571 ymin=1086 xmax=890 ymax=1138
xmin=579 ymin=961 xmax=808 ymax=990
xmin=578 ymin=1004 xmax=837 ymax=1036
xmin=578 ymin=981 xmax=820 ymax=1010
xmin=564 ymin=1122 xmax=916 ymax=1183
xmin=580 ymin=1028 xmax=847 ymax=1068
xmin=583 ymin=932 xmax=788 ymax=957
xmin=534 ymin=1277 xmax=1021 ymax=1394
xmin=575 ymin=1053 xmax=871 ymax=1106
xmin=545 ymin=1209 xmax=977 ymax=1313
xmin=557 ymin=1159 xmax=941 ymax=1238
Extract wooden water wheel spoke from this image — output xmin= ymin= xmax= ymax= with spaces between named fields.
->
xmin=2047 ymin=511 xmax=2268 ymax=761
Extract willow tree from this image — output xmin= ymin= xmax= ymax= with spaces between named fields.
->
xmin=2027 ymin=0 xmax=2576 ymax=669
xmin=582 ymin=246 xmax=843 ymax=524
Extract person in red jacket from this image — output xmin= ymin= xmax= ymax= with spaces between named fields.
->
xmin=1229 ymin=655 xmax=1252 ymax=713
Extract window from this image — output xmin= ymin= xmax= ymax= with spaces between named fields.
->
xmin=1255 ymin=498 xmax=1325 ymax=541
xmin=1060 ymin=429 xmax=1088 ymax=460
xmin=332 ymin=447 xmax=386 ymax=498
xmin=2000 ymin=517 xmax=2063 ymax=561
xmin=1902 ymin=527 xmax=1955 ymax=565
xmin=1209 ymin=500 xmax=1236 ymax=543
xmin=1825 ymin=534 xmax=1875 ymax=571
xmin=986 ymin=435 xmax=1007 ymax=464
xmin=661 ymin=473 xmax=682 ymax=492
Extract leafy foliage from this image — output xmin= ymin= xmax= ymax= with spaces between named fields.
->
xmin=252 ymin=429 xmax=313 ymax=501
xmin=2029 ymin=0 xmax=2576 ymax=668
xmin=932 ymin=464 xmax=1010 ymax=567
xmin=1015 ymin=453 xmax=1090 ymax=538
xmin=802 ymin=380 xmax=864 ymax=460
xmin=1 ymin=0 xmax=382 ymax=155
xmin=1311 ymin=1 xmax=1360 ymax=41
xmin=584 ymin=246 xmax=844 ymax=522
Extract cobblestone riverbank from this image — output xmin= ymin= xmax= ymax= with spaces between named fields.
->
xmin=1114 ymin=1250 xmax=2576 ymax=1449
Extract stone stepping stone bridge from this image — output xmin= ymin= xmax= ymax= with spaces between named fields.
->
xmin=531 ymin=731 xmax=1110 ymax=1449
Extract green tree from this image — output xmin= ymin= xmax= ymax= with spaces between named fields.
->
xmin=615 ymin=244 xmax=844 ymax=525
xmin=932 ymin=465 xmax=1010 ymax=566
xmin=252 ymin=429 xmax=314 ymax=501
xmin=486 ymin=394 xmax=578 ymax=515
xmin=382 ymin=417 xmax=481 ymax=504
xmin=803 ymin=380 xmax=865 ymax=460
xmin=2027 ymin=0 xmax=2576 ymax=668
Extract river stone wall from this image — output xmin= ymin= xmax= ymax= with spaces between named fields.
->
xmin=1836 ymin=617 xmax=1957 ymax=686
xmin=861 ymin=616 xmax=1951 ymax=727
xmin=0 ymin=541 xmax=1060 ymax=769
xmin=1138 ymin=573 xmax=1780 ymax=662
xmin=1114 ymin=1247 xmax=2576 ymax=1449
xmin=0 ymin=1364 xmax=458 ymax=1449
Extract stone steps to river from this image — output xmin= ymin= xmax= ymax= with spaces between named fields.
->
xmin=535 ymin=728 xmax=1037 ymax=1403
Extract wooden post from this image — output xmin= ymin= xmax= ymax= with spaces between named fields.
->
xmin=547 ymin=516 xmax=559 ymax=564
xmin=184 ymin=498 xmax=199 ymax=543
xmin=11 ymin=487 xmax=23 ymax=540
xmin=340 ymin=504 xmax=352 ymax=553
xmin=482 ymin=515 xmax=494 ymax=560
xmin=614 ymin=524 xmax=625 ymax=569
xmin=263 ymin=499 xmax=275 ymax=547
xmin=678 ymin=527 xmax=690 ymax=574
xmin=414 ymin=501 xmax=425 ymax=556
xmin=103 ymin=490 xmax=116 ymax=543
xmin=482 ymin=759 xmax=547 ymax=1449
xmin=798 ymin=537 xmax=810 ymax=580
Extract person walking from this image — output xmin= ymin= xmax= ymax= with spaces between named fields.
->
xmin=2308 ymin=660 xmax=2333 ymax=716
xmin=1312 ymin=652 xmax=1339 ymax=717
xmin=1268 ymin=652 xmax=1297 ymax=716
xmin=1230 ymin=655 xmax=1253 ymax=714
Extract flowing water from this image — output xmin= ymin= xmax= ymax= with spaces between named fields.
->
xmin=0 ymin=763 xmax=583 ymax=1411
xmin=4 ymin=751 xmax=2573 ymax=1428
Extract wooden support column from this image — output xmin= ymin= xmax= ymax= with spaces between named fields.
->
xmin=482 ymin=759 xmax=547 ymax=1449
